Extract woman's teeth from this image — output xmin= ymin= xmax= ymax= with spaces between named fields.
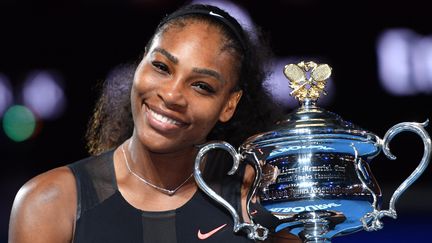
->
xmin=149 ymin=109 xmax=182 ymax=126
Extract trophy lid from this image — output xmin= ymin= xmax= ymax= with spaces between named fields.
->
xmin=243 ymin=61 xmax=381 ymax=159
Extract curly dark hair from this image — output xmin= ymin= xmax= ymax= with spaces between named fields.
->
xmin=85 ymin=4 xmax=283 ymax=156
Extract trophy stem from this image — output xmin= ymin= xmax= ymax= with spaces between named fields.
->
xmin=298 ymin=212 xmax=332 ymax=243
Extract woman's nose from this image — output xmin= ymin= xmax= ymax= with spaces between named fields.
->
xmin=158 ymin=79 xmax=187 ymax=109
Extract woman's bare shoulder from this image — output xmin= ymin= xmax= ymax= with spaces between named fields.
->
xmin=9 ymin=166 xmax=77 ymax=243
xmin=14 ymin=166 xmax=76 ymax=207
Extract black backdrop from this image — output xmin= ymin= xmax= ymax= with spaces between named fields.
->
xmin=1 ymin=1 xmax=431 ymax=242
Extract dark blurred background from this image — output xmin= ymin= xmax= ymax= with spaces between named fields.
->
xmin=1 ymin=0 xmax=431 ymax=242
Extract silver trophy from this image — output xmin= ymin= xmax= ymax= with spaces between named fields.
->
xmin=194 ymin=61 xmax=431 ymax=242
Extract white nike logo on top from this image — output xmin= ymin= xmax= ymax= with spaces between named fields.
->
xmin=197 ymin=224 xmax=227 ymax=240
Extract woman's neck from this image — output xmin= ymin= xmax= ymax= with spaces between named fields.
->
xmin=126 ymin=138 xmax=197 ymax=190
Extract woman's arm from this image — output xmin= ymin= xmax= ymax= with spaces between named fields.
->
xmin=264 ymin=230 xmax=303 ymax=243
xmin=8 ymin=167 xmax=77 ymax=243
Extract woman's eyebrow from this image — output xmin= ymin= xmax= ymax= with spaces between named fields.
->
xmin=152 ymin=47 xmax=178 ymax=64
xmin=152 ymin=47 xmax=226 ymax=84
xmin=192 ymin=67 xmax=226 ymax=84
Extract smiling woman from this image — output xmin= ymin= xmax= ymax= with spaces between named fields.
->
xmin=131 ymin=21 xmax=242 ymax=153
xmin=8 ymin=3 xmax=298 ymax=243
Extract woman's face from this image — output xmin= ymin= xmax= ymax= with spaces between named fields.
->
xmin=131 ymin=21 xmax=242 ymax=154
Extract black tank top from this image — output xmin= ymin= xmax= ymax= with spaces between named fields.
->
xmin=68 ymin=150 xmax=254 ymax=243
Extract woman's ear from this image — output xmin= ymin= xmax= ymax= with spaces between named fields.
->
xmin=219 ymin=90 xmax=243 ymax=123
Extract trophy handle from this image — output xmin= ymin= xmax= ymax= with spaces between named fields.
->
xmin=360 ymin=120 xmax=431 ymax=231
xmin=194 ymin=141 xmax=269 ymax=241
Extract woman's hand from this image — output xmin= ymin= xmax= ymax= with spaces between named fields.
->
xmin=241 ymin=165 xmax=302 ymax=243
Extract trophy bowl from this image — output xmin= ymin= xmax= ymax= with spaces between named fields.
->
xmin=194 ymin=61 xmax=431 ymax=242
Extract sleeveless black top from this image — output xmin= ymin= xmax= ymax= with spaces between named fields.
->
xmin=68 ymin=150 xmax=255 ymax=243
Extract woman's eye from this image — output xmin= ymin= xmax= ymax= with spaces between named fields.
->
xmin=152 ymin=61 xmax=169 ymax=74
xmin=193 ymin=82 xmax=216 ymax=94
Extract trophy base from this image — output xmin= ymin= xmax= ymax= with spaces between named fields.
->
xmin=303 ymin=238 xmax=331 ymax=243
xmin=297 ymin=211 xmax=336 ymax=243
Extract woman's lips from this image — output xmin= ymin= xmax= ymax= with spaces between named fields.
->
xmin=148 ymin=108 xmax=184 ymax=126
xmin=145 ymin=105 xmax=189 ymax=132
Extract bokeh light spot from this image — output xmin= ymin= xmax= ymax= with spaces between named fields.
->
xmin=0 ymin=73 xmax=13 ymax=117
xmin=22 ymin=70 xmax=66 ymax=120
xmin=377 ymin=28 xmax=432 ymax=95
xmin=2 ymin=105 xmax=36 ymax=142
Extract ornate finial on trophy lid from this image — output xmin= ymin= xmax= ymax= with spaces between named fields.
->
xmin=283 ymin=61 xmax=332 ymax=107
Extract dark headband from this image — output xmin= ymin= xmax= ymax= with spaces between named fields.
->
xmin=159 ymin=8 xmax=247 ymax=52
